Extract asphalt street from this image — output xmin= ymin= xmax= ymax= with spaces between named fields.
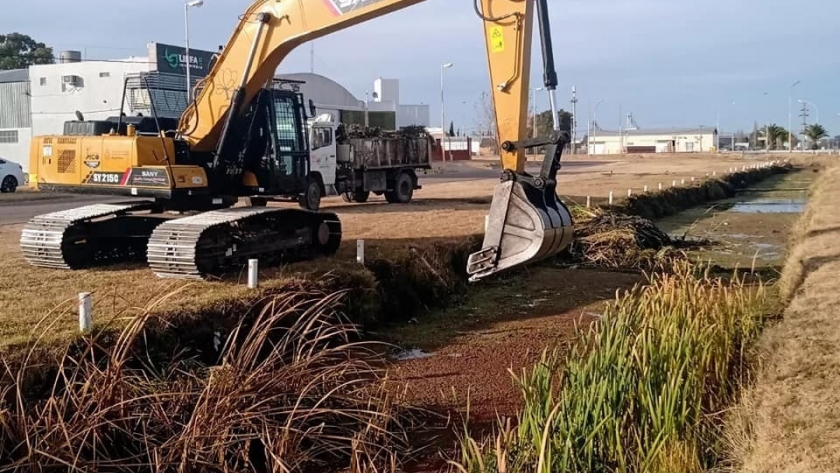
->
xmin=0 ymin=160 xmax=604 ymax=225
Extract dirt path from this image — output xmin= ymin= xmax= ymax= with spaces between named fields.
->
xmin=727 ymin=161 xmax=840 ymax=472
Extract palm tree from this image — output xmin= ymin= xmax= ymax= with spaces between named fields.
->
xmin=762 ymin=124 xmax=789 ymax=150
xmin=804 ymin=124 xmax=828 ymax=150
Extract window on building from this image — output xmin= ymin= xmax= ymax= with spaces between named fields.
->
xmin=686 ymin=142 xmax=694 ymax=152
xmin=99 ymin=72 xmax=110 ymax=78
xmin=39 ymin=77 xmax=46 ymax=86
xmin=0 ymin=130 xmax=19 ymax=144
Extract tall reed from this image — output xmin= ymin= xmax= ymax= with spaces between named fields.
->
xmin=449 ymin=259 xmax=770 ymax=473
xmin=0 ymin=289 xmax=414 ymax=472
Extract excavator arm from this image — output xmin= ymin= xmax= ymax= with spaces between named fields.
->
xmin=178 ymin=0 xmax=573 ymax=281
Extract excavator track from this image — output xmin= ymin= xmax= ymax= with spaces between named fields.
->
xmin=20 ymin=201 xmax=164 ymax=269
xmin=146 ymin=207 xmax=342 ymax=279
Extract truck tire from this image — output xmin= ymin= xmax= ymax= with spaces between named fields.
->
xmin=298 ymin=180 xmax=322 ymax=211
xmin=385 ymin=172 xmax=414 ymax=204
xmin=341 ymin=190 xmax=370 ymax=203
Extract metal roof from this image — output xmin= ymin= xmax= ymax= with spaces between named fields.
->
xmin=0 ymin=68 xmax=29 ymax=84
xmin=592 ymin=127 xmax=718 ymax=137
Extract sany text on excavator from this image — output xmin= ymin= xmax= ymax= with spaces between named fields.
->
xmin=21 ymin=0 xmax=573 ymax=281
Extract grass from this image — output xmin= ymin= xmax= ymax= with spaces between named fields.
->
xmin=719 ymin=159 xmax=840 ymax=472
xmin=0 ymin=288 xmax=420 ymax=472
xmin=446 ymin=259 xmax=773 ymax=473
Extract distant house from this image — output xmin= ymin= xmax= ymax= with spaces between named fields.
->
xmin=587 ymin=127 xmax=719 ymax=154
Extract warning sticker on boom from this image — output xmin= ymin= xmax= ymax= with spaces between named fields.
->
xmin=323 ymin=0 xmax=388 ymax=15
xmin=489 ymin=27 xmax=505 ymax=53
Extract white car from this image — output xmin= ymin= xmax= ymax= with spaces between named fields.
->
xmin=0 ymin=157 xmax=25 ymax=193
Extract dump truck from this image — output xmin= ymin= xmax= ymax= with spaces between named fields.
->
xmin=306 ymin=113 xmax=432 ymax=207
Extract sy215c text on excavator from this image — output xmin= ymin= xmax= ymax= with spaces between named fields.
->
xmin=21 ymin=0 xmax=574 ymax=281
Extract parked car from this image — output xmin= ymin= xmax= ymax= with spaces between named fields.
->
xmin=0 ymin=157 xmax=25 ymax=193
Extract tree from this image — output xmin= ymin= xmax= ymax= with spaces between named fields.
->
xmin=804 ymin=124 xmax=828 ymax=150
xmin=528 ymin=109 xmax=573 ymax=141
xmin=0 ymin=33 xmax=54 ymax=70
xmin=756 ymin=124 xmax=789 ymax=150
xmin=448 ymin=121 xmax=455 ymax=137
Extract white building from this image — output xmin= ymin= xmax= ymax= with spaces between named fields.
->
xmin=0 ymin=69 xmax=31 ymax=170
xmin=588 ymin=127 xmax=719 ymax=155
xmin=366 ymin=77 xmax=430 ymax=128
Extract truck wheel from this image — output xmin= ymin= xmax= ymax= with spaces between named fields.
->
xmin=298 ymin=181 xmax=322 ymax=211
xmin=353 ymin=190 xmax=370 ymax=203
xmin=385 ymin=172 xmax=413 ymax=204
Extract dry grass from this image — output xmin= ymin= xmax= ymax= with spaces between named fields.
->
xmin=721 ymin=160 xmax=840 ymax=472
xmin=0 ymin=289 xmax=420 ymax=472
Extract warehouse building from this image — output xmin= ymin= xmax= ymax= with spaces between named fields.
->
xmin=0 ymin=68 xmax=31 ymax=170
xmin=588 ymin=127 xmax=718 ymax=155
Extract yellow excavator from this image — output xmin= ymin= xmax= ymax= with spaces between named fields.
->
xmin=21 ymin=0 xmax=573 ymax=281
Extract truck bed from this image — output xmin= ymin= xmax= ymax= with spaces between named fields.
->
xmin=338 ymin=137 xmax=432 ymax=170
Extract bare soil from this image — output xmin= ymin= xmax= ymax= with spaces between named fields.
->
xmin=724 ymin=160 xmax=840 ymax=472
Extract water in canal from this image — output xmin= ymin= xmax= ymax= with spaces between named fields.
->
xmin=655 ymin=168 xmax=815 ymax=271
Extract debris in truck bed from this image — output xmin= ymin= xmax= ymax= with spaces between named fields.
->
xmin=336 ymin=123 xmax=432 ymax=144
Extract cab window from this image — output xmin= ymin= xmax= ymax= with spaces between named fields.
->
xmin=312 ymin=128 xmax=332 ymax=149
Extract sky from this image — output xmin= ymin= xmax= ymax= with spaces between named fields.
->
xmin=3 ymin=0 xmax=839 ymax=137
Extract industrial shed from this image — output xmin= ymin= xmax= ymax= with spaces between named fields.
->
xmin=0 ymin=69 xmax=32 ymax=170
xmin=588 ymin=127 xmax=718 ymax=155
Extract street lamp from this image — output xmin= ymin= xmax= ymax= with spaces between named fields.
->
xmin=789 ymin=80 xmax=800 ymax=152
xmin=184 ymin=0 xmax=204 ymax=104
xmin=531 ymin=86 xmax=544 ymax=140
xmin=440 ymin=62 xmax=453 ymax=161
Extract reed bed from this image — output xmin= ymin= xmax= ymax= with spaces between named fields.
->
xmin=448 ymin=259 xmax=771 ymax=473
xmin=0 ymin=289 xmax=417 ymax=472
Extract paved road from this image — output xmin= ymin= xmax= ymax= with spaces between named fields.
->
xmin=0 ymin=160 xmax=606 ymax=225
xmin=0 ymin=195 xmax=140 ymax=226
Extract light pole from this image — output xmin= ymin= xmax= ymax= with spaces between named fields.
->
xmin=440 ymin=62 xmax=453 ymax=161
xmin=789 ymin=80 xmax=800 ymax=152
xmin=591 ymin=99 xmax=605 ymax=154
xmin=184 ymin=0 xmax=204 ymax=104
xmin=531 ymin=86 xmax=544 ymax=140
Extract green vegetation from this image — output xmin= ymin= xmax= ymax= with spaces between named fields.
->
xmin=0 ymin=33 xmax=54 ymax=70
xmin=448 ymin=260 xmax=772 ymax=473
xmin=804 ymin=124 xmax=829 ymax=150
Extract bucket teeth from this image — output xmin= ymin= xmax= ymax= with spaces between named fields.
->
xmin=467 ymin=180 xmax=573 ymax=281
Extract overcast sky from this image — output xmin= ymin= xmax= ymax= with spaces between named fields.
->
xmin=3 ymin=0 xmax=838 ymax=136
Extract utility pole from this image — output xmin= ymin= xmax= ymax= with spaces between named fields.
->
xmin=184 ymin=0 xmax=204 ymax=104
xmin=570 ymin=85 xmax=578 ymax=155
xmin=440 ymin=63 xmax=453 ymax=161
xmin=800 ymin=101 xmax=810 ymax=148
xmin=789 ymin=80 xmax=800 ymax=152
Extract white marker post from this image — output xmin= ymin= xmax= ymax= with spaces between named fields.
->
xmin=659 ymin=182 xmax=663 ymax=190
xmin=79 ymin=292 xmax=92 ymax=333
xmin=681 ymin=178 xmax=685 ymax=185
xmin=672 ymin=180 xmax=677 ymax=187
xmin=357 ymin=239 xmax=365 ymax=264
xmin=586 ymin=196 xmax=591 ymax=208
xmin=247 ymin=259 xmax=259 ymax=289
xmin=608 ymin=191 xmax=614 ymax=205
xmin=628 ymin=188 xmax=632 ymax=197
xmin=691 ymin=176 xmax=695 ymax=182
xmin=644 ymin=185 xmax=648 ymax=192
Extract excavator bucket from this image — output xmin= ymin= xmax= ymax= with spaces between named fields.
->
xmin=466 ymin=178 xmax=573 ymax=281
